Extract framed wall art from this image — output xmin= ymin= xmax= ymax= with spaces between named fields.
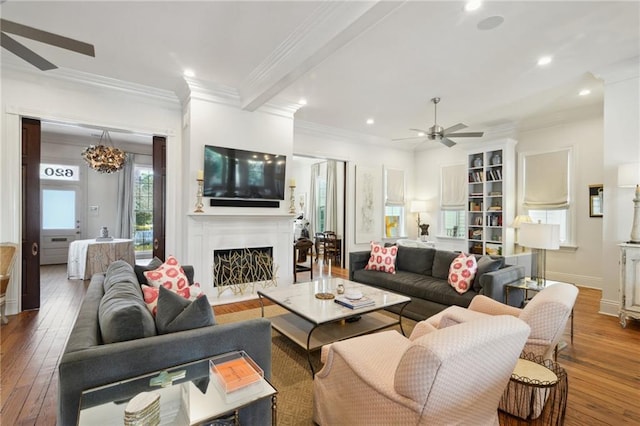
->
xmin=589 ymin=184 xmax=603 ymax=217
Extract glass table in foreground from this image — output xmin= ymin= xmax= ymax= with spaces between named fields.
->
xmin=78 ymin=354 xmax=277 ymax=425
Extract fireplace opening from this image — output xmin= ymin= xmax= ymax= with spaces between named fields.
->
xmin=213 ymin=247 xmax=276 ymax=295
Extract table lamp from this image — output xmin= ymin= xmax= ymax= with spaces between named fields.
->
xmin=409 ymin=200 xmax=429 ymax=238
xmin=618 ymin=163 xmax=640 ymax=244
xmin=510 ymin=215 xmax=533 ymax=252
xmin=519 ymin=222 xmax=560 ymax=285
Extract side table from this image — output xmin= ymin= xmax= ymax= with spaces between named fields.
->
xmin=499 ymin=353 xmax=568 ymax=426
xmin=505 ymin=279 xmax=574 ymax=345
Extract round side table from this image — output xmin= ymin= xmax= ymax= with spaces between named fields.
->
xmin=499 ymin=353 xmax=568 ymax=425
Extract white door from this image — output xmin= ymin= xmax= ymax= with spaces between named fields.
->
xmin=40 ymin=163 xmax=85 ymax=265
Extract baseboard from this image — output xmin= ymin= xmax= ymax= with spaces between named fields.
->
xmin=547 ymin=271 xmax=602 ymax=289
xmin=599 ymin=299 xmax=619 ymax=317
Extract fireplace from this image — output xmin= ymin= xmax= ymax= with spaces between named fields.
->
xmin=213 ymin=246 xmax=277 ymax=295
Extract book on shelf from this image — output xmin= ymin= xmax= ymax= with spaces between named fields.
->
xmin=334 ymin=295 xmax=375 ymax=309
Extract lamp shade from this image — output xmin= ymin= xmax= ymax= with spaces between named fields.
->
xmin=618 ymin=163 xmax=640 ymax=188
xmin=410 ymin=200 xmax=428 ymax=213
xmin=519 ymin=223 xmax=560 ymax=250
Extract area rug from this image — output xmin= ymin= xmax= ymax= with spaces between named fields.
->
xmin=216 ymin=306 xmax=415 ymax=426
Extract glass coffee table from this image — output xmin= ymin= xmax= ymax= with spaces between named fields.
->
xmin=78 ymin=354 xmax=277 ymax=425
xmin=258 ymin=277 xmax=410 ymax=375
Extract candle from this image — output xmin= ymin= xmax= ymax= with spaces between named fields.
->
xmin=197 ymin=170 xmax=204 ymax=180
xmin=289 ymin=178 xmax=296 ymax=187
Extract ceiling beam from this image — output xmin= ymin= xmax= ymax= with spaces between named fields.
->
xmin=238 ymin=1 xmax=404 ymax=112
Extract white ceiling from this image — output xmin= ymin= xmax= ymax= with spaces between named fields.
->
xmin=2 ymin=1 xmax=639 ymax=147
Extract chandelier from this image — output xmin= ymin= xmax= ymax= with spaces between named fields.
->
xmin=81 ymin=130 xmax=126 ymax=174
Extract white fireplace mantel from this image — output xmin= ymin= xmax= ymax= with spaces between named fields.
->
xmin=187 ymin=213 xmax=295 ymax=304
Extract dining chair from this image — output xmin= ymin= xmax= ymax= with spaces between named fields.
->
xmin=294 ymin=238 xmax=314 ymax=283
xmin=323 ymin=231 xmax=340 ymax=266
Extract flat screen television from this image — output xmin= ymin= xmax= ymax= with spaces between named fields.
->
xmin=203 ymin=145 xmax=287 ymax=200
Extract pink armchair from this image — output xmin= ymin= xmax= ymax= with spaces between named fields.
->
xmin=423 ymin=282 xmax=578 ymax=360
xmin=313 ymin=315 xmax=530 ymax=425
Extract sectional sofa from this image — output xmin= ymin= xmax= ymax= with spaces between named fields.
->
xmin=350 ymin=245 xmax=525 ymax=320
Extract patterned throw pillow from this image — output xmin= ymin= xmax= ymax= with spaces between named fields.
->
xmin=365 ymin=242 xmax=398 ymax=274
xmin=143 ymin=255 xmax=190 ymax=292
xmin=448 ymin=253 xmax=478 ymax=294
xmin=141 ymin=283 xmax=203 ymax=316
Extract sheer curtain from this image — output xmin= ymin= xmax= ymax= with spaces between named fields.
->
xmin=115 ymin=153 xmax=134 ymax=239
xmin=325 ymin=160 xmax=338 ymax=232
xmin=308 ymin=163 xmax=320 ymax=237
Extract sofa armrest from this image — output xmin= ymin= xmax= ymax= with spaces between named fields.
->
xmin=479 ymin=265 xmax=525 ymax=307
xmin=349 ymin=251 xmax=371 ymax=281
xmin=58 ymin=318 xmax=272 ymax=426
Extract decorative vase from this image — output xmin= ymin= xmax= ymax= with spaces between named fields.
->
xmin=336 ymin=283 xmax=345 ymax=294
xmin=473 ymin=157 xmax=482 ymax=168
xmin=492 ymin=153 xmax=501 ymax=165
xmin=100 ymin=227 xmax=109 ymax=238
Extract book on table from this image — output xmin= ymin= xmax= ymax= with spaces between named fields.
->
xmin=334 ymin=295 xmax=375 ymax=309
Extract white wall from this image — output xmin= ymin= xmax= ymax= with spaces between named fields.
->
xmin=293 ymin=125 xmax=415 ymax=264
xmin=516 ymin=109 xmax=604 ymax=288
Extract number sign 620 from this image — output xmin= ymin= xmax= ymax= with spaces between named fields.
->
xmin=39 ymin=163 xmax=80 ymax=181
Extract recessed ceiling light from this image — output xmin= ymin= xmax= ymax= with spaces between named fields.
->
xmin=537 ymin=56 xmax=552 ymax=66
xmin=465 ymin=0 xmax=482 ymax=12
xmin=579 ymin=89 xmax=591 ymax=96
xmin=298 ymin=98 xmax=308 ymax=106
xmin=183 ymin=69 xmax=195 ymax=77
xmin=366 ymin=118 xmax=375 ymax=125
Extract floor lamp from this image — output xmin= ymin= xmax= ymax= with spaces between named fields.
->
xmin=519 ymin=222 xmax=560 ymax=285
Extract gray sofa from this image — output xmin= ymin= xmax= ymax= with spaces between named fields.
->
xmin=58 ymin=261 xmax=272 ymax=426
xmin=350 ymin=245 xmax=525 ymax=321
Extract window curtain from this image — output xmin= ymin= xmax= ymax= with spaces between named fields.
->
xmin=308 ymin=163 xmax=320 ymax=237
xmin=325 ymin=160 xmax=338 ymax=232
xmin=385 ymin=168 xmax=405 ymax=205
xmin=523 ymin=149 xmax=570 ymax=209
xmin=441 ymin=164 xmax=466 ymax=210
xmin=115 ymin=153 xmax=134 ymax=239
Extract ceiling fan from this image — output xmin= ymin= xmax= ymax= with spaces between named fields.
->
xmin=0 ymin=19 xmax=95 ymax=71
xmin=394 ymin=97 xmax=484 ymax=147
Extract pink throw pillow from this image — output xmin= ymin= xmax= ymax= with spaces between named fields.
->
xmin=364 ymin=242 xmax=397 ymax=274
xmin=143 ymin=255 xmax=189 ymax=291
xmin=448 ymin=253 xmax=478 ymax=294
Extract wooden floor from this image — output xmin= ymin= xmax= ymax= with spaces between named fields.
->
xmin=1 ymin=264 xmax=639 ymax=425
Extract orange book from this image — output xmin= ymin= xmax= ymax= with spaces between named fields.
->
xmin=214 ymin=357 xmax=260 ymax=392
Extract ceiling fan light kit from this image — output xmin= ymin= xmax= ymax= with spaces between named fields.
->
xmin=395 ymin=97 xmax=485 ymax=147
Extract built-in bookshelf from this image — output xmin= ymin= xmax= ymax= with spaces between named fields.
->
xmin=466 ymin=140 xmax=516 ymax=256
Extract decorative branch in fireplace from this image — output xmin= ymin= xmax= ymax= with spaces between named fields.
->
xmin=213 ymin=247 xmax=278 ymax=296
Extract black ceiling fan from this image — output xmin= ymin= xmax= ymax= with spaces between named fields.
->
xmin=0 ymin=19 xmax=95 ymax=71
xmin=394 ymin=97 xmax=484 ymax=147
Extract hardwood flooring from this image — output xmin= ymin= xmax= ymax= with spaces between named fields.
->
xmin=1 ymin=264 xmax=639 ymax=425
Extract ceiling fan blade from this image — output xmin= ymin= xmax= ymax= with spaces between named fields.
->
xmin=1 ymin=32 xmax=57 ymax=70
xmin=1 ymin=19 xmax=95 ymax=57
xmin=392 ymin=136 xmax=427 ymax=141
xmin=442 ymin=123 xmax=467 ymax=134
xmin=440 ymin=137 xmax=456 ymax=148
xmin=409 ymin=128 xmax=430 ymax=134
xmin=446 ymin=132 xmax=485 ymax=138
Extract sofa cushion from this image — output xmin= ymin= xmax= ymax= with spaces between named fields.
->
xmin=473 ymin=256 xmax=505 ymax=292
xmin=144 ymin=255 xmax=190 ymax=291
xmin=448 ymin=253 xmax=478 ymax=294
xmin=432 ymin=250 xmax=459 ymax=280
xmin=365 ymin=242 xmax=398 ymax=274
xmin=396 ymin=246 xmax=436 ymax=276
xmin=99 ymin=262 xmax=157 ymax=343
xmin=155 ymin=286 xmax=215 ymax=334
xmin=141 ymin=283 xmax=204 ymax=316
xmin=134 ymin=257 xmax=163 ymax=285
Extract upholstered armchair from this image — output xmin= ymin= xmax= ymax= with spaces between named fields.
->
xmin=313 ymin=316 xmax=530 ymax=425
xmin=423 ymin=282 xmax=578 ymax=360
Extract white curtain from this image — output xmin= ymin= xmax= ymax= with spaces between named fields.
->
xmin=308 ymin=163 xmax=320 ymax=237
xmin=115 ymin=153 xmax=134 ymax=239
xmin=441 ymin=164 xmax=466 ymax=210
xmin=325 ymin=160 xmax=338 ymax=232
xmin=523 ymin=149 xmax=570 ymax=209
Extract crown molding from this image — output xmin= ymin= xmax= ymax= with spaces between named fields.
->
xmin=1 ymin=62 xmax=181 ymax=108
xmin=593 ymin=56 xmax=640 ymax=85
xmin=295 ymin=119 xmax=398 ymax=148
xmin=184 ymin=76 xmax=300 ymax=118
xmin=518 ymin=103 xmax=603 ymax=133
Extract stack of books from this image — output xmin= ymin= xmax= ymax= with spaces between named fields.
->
xmin=334 ymin=295 xmax=375 ymax=309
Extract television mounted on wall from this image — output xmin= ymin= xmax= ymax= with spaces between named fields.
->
xmin=203 ymin=145 xmax=286 ymax=201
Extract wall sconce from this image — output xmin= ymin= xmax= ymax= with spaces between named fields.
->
xmin=618 ymin=163 xmax=640 ymax=244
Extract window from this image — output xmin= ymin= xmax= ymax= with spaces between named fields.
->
xmin=441 ymin=164 xmax=466 ymax=237
xmin=522 ymin=148 xmax=572 ymax=244
xmin=385 ymin=168 xmax=405 ymax=238
xmin=133 ymin=165 xmax=153 ymax=253
xmin=42 ymin=189 xmax=76 ymax=229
